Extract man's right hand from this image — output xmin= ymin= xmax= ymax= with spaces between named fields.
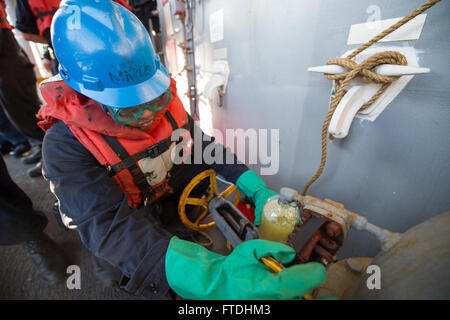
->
xmin=165 ymin=236 xmax=328 ymax=300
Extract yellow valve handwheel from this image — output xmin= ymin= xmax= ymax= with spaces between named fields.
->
xmin=178 ymin=169 xmax=240 ymax=231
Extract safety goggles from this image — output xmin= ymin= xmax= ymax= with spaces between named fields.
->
xmin=104 ymin=89 xmax=171 ymax=125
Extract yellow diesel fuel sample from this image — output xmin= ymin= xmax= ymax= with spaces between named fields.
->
xmin=258 ymin=195 xmax=300 ymax=243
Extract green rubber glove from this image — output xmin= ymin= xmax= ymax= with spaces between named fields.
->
xmin=165 ymin=236 xmax=327 ymax=300
xmin=236 ymin=169 xmax=277 ymax=225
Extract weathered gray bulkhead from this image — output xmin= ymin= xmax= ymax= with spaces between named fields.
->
xmin=158 ymin=0 xmax=450 ymax=260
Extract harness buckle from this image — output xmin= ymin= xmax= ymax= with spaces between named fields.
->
xmin=147 ymin=145 xmax=159 ymax=158
xmin=104 ymin=164 xmax=114 ymax=176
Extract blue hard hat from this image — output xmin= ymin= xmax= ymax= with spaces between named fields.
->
xmin=51 ymin=0 xmax=170 ymax=108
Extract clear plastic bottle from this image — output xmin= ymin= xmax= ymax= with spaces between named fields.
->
xmin=258 ymin=195 xmax=300 ymax=243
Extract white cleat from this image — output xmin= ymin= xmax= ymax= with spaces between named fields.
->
xmin=307 ymin=64 xmax=430 ymax=76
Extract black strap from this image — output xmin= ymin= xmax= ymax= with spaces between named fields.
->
xmin=34 ymin=7 xmax=58 ymax=22
xmin=164 ymin=110 xmax=179 ymax=130
xmin=100 ymin=134 xmax=149 ymax=196
xmin=100 ymin=110 xmax=191 ymax=203
xmin=107 ymin=110 xmax=189 ymax=174
xmin=109 ymin=138 xmax=173 ymax=174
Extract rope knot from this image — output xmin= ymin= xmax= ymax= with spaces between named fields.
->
xmin=325 ymin=51 xmax=408 ymax=84
xmin=301 ymin=0 xmax=440 ymax=196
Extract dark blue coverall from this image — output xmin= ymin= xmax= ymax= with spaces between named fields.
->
xmin=42 ymin=116 xmax=248 ymax=298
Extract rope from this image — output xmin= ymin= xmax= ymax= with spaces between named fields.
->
xmin=301 ymin=0 xmax=441 ymax=196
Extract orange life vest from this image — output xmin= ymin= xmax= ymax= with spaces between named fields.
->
xmin=38 ymin=76 xmax=193 ymax=208
xmin=27 ymin=0 xmax=132 ymax=36
xmin=0 ymin=0 xmax=12 ymax=30
xmin=27 ymin=0 xmax=60 ymax=35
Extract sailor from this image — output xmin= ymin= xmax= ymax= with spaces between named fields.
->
xmin=38 ymin=0 xmax=327 ymax=299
